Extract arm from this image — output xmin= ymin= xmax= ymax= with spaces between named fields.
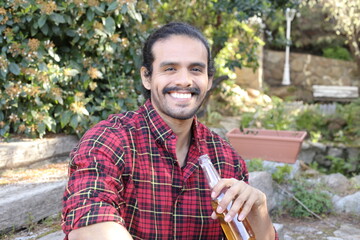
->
xmin=211 ymin=178 xmax=276 ymax=240
xmin=69 ymin=222 xmax=133 ymax=240
xmin=62 ymin=124 xmax=131 ymax=238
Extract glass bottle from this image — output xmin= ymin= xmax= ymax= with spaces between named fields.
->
xmin=199 ymin=154 xmax=256 ymax=240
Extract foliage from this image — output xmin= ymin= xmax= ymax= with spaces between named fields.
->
xmin=264 ymin=2 xmax=348 ymax=56
xmin=246 ymin=158 xmax=265 ymax=172
xmin=284 ymin=179 xmax=333 ymax=218
xmin=312 ymin=156 xmax=360 ymax=177
xmin=272 ymin=164 xmax=292 ymax=184
xmin=0 ymin=0 xmax=288 ymax=139
xmin=322 ymin=46 xmax=353 ymax=61
xmin=0 ymin=0 xmax=149 ymax=138
xmin=151 ymin=0 xmax=289 ymax=79
xmin=240 ymin=98 xmax=360 ymax=145
xmin=207 ymin=81 xmax=272 ymax=116
xmin=303 ymin=0 xmax=360 ymax=71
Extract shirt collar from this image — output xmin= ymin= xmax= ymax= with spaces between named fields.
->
xmin=141 ymin=99 xmax=174 ymax=143
xmin=141 ymin=99 xmax=202 ymax=150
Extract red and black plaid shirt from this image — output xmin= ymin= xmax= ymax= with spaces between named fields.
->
xmin=62 ymin=100 xmax=277 ymax=239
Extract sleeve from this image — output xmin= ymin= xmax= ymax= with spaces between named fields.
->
xmin=61 ymin=123 xmax=128 ymax=237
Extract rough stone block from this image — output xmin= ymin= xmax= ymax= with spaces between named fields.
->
xmin=0 ymin=181 xmax=66 ymax=232
xmin=0 ymin=135 xmax=78 ymax=169
xmin=249 ymin=171 xmax=276 ymax=211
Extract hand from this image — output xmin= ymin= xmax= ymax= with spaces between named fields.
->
xmin=210 ymin=178 xmax=267 ymax=222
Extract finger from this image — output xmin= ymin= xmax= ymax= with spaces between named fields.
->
xmin=238 ymin=196 xmax=256 ymax=221
xmin=211 ymin=211 xmax=218 ymax=220
xmin=219 ymin=180 xmax=247 ymax=213
xmin=224 ymin=185 xmax=250 ymax=222
xmin=211 ymin=179 xmax=237 ymax=199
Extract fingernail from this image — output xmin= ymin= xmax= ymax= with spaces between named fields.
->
xmin=238 ymin=213 xmax=245 ymax=221
xmin=216 ymin=205 xmax=223 ymax=213
xmin=224 ymin=214 xmax=232 ymax=222
xmin=211 ymin=191 xmax=216 ymax=199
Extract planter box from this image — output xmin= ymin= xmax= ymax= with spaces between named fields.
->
xmin=226 ymin=128 xmax=307 ymax=163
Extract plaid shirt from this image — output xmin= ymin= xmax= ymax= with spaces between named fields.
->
xmin=62 ymin=100 xmax=277 ymax=239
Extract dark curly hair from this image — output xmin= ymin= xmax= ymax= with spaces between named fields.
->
xmin=141 ymin=22 xmax=215 ymax=99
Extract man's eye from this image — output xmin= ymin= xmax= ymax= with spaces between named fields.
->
xmin=165 ymin=67 xmax=175 ymax=71
xmin=191 ymin=67 xmax=202 ymax=72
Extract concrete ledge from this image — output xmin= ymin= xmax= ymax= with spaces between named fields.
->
xmin=0 ymin=180 xmax=67 ymax=232
xmin=312 ymin=85 xmax=359 ymax=101
xmin=0 ymin=135 xmax=78 ymax=169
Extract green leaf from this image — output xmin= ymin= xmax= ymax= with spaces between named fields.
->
xmin=50 ymin=13 xmax=66 ymax=25
xmin=87 ymin=9 xmax=95 ymax=21
xmin=94 ymin=6 xmax=105 ymax=15
xmin=60 ymin=110 xmax=72 ymax=128
xmin=104 ymin=16 xmax=115 ymax=35
xmin=37 ymin=122 xmax=46 ymax=137
xmin=0 ymin=125 xmax=10 ymax=137
xmin=9 ymin=62 xmax=20 ymax=75
xmin=127 ymin=3 xmax=142 ymax=22
xmin=44 ymin=116 xmax=56 ymax=132
xmin=0 ymin=69 xmax=7 ymax=79
xmin=40 ymin=23 xmax=49 ymax=35
xmin=48 ymin=48 xmax=60 ymax=62
xmin=69 ymin=115 xmax=79 ymax=129
xmin=107 ymin=1 xmax=119 ymax=12
xmin=38 ymin=15 xmax=47 ymax=28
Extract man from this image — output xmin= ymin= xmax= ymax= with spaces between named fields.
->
xmin=62 ymin=22 xmax=278 ymax=239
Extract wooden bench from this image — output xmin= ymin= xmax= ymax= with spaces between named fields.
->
xmin=312 ymin=85 xmax=359 ymax=102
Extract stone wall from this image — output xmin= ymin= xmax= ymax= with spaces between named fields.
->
xmin=263 ymin=50 xmax=360 ymax=102
xmin=299 ymin=141 xmax=360 ymax=172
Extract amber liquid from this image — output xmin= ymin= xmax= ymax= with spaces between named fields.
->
xmin=211 ymin=200 xmax=256 ymax=240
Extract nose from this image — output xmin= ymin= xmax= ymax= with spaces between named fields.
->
xmin=174 ymin=69 xmax=192 ymax=87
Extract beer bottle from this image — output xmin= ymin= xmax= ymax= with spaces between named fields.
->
xmin=199 ymin=154 xmax=256 ymax=240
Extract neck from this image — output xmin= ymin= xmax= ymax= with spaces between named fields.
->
xmin=160 ymin=114 xmax=194 ymax=167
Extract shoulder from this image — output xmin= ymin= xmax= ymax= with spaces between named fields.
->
xmin=78 ymin=109 xmax=145 ymax=148
xmin=196 ymin=121 xmax=234 ymax=151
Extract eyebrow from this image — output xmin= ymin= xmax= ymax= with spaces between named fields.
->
xmin=159 ymin=61 xmax=206 ymax=68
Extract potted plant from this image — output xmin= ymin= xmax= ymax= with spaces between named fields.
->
xmin=226 ymin=128 xmax=307 ymax=164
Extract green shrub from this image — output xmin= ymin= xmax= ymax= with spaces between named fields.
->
xmin=240 ymin=98 xmax=360 ymax=145
xmin=322 ymin=46 xmax=352 ymax=61
xmin=284 ymin=180 xmax=333 ymax=218
xmin=246 ymin=158 xmax=264 ymax=172
xmin=0 ymin=0 xmax=148 ymax=138
xmin=272 ymin=164 xmax=292 ymax=184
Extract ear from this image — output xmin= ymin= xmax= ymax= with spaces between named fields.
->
xmin=140 ymin=66 xmax=151 ymax=90
xmin=206 ymin=76 xmax=213 ymax=92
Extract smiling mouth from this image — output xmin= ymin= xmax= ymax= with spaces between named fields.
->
xmin=163 ymin=87 xmax=200 ymax=99
xmin=169 ymin=92 xmax=192 ymax=99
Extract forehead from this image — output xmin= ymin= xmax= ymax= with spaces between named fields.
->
xmin=151 ymin=35 xmax=208 ymax=65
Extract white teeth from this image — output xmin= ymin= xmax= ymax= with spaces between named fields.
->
xmin=170 ymin=92 xmax=192 ymax=99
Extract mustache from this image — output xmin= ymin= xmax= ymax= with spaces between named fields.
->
xmin=163 ymin=86 xmax=200 ymax=95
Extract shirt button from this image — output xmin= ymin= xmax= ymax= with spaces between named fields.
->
xmin=171 ymin=135 xmax=175 ymax=139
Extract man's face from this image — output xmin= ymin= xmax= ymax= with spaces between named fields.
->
xmin=141 ymin=35 xmax=212 ymax=121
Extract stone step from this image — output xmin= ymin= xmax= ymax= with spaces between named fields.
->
xmin=0 ymin=181 xmax=67 ymax=233
xmin=0 ymin=135 xmax=78 ymax=170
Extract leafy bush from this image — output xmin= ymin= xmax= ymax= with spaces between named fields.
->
xmin=272 ymin=164 xmax=292 ymax=184
xmin=284 ymin=179 xmax=333 ymax=218
xmin=322 ymin=46 xmax=352 ymax=61
xmin=246 ymin=158 xmax=265 ymax=172
xmin=240 ymin=97 xmax=360 ymax=145
xmin=0 ymin=0 xmax=149 ymax=138
xmin=1 ymin=0 xmax=285 ymax=139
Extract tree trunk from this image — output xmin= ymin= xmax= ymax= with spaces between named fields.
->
xmin=348 ymin=34 xmax=360 ymax=74
xmin=197 ymin=75 xmax=229 ymax=118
